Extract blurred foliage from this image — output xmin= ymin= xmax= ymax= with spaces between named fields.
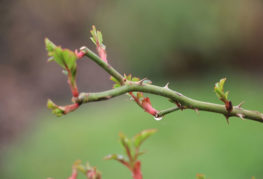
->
xmin=97 ymin=0 xmax=263 ymax=77
xmin=2 ymin=78 xmax=263 ymax=179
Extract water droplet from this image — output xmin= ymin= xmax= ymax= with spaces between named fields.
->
xmin=154 ymin=116 xmax=163 ymax=121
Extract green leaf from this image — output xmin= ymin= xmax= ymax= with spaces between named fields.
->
xmin=44 ymin=38 xmax=78 ymax=86
xmin=63 ymin=49 xmax=77 ymax=69
xmin=90 ymin=37 xmax=96 ymax=45
xmin=110 ymin=76 xmax=120 ymax=84
xmin=62 ymin=49 xmax=77 ymax=80
xmin=119 ymin=132 xmax=131 ymax=152
xmin=52 ymin=108 xmax=64 ymax=117
xmin=72 ymin=160 xmax=86 ymax=174
xmin=214 ymin=78 xmax=229 ymax=102
xmin=90 ymin=25 xmax=104 ymax=47
xmin=47 ymin=99 xmax=65 ymax=117
xmin=97 ymin=31 xmax=103 ymax=45
xmin=110 ymin=76 xmax=121 ymax=88
xmin=133 ymin=129 xmax=157 ymax=148
xmin=113 ymin=84 xmax=121 ymax=88
xmin=47 ymin=99 xmax=57 ymax=109
xmin=132 ymin=77 xmax=140 ymax=82
xmin=45 ymin=38 xmax=56 ymax=53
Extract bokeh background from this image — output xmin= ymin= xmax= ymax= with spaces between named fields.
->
xmin=1 ymin=0 xmax=263 ymax=178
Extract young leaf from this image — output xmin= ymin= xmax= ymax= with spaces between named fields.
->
xmin=119 ymin=132 xmax=131 ymax=151
xmin=45 ymin=38 xmax=56 ymax=54
xmin=73 ymin=160 xmax=86 ymax=174
xmin=47 ymin=99 xmax=57 ymax=110
xmin=52 ymin=108 xmax=64 ymax=117
xmin=214 ymin=78 xmax=229 ymax=102
xmin=133 ymin=129 xmax=157 ymax=148
xmin=196 ymin=174 xmax=206 ymax=179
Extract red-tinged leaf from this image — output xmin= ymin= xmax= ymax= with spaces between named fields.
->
xmin=133 ymin=129 xmax=157 ymax=148
xmin=141 ymin=97 xmax=158 ymax=116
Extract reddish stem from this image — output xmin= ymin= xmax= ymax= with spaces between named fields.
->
xmin=63 ymin=103 xmax=79 ymax=114
xmin=68 ymin=168 xmax=78 ymax=179
xmin=65 ymin=66 xmax=79 ymax=97
xmin=132 ymin=161 xmax=143 ymax=179
xmin=129 ymin=92 xmax=143 ymax=108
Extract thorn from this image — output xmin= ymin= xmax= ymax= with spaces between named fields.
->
xmin=106 ymin=95 xmax=112 ymax=99
xmin=237 ymin=113 xmax=245 ymax=120
xmin=80 ymin=46 xmax=86 ymax=51
xmin=194 ymin=108 xmax=199 ymax=114
xmin=224 ymin=115 xmax=230 ymax=125
xmin=164 ymin=82 xmax=169 ymax=89
xmin=237 ymin=101 xmax=245 ymax=109
xmin=138 ymin=78 xmax=148 ymax=85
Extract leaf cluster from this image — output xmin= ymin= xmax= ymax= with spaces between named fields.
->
xmin=45 ymin=38 xmax=78 ymax=84
xmin=105 ymin=129 xmax=157 ymax=169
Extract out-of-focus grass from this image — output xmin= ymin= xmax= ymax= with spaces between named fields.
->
xmin=2 ymin=77 xmax=263 ymax=179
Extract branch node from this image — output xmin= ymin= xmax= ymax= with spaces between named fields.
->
xmin=225 ymin=101 xmax=233 ymax=114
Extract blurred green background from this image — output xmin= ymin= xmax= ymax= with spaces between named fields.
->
xmin=1 ymin=0 xmax=263 ymax=178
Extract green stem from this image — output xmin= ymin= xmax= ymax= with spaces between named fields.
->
xmin=157 ymin=106 xmax=180 ymax=117
xmin=75 ymin=47 xmax=263 ymax=123
xmin=77 ymin=83 xmax=263 ymax=123
xmin=80 ymin=47 xmax=124 ymax=84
